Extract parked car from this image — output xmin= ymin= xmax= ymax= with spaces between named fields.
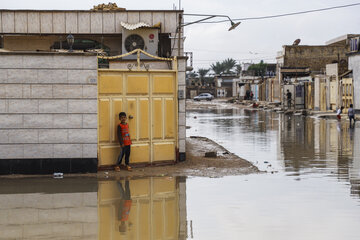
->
xmin=194 ymin=93 xmax=214 ymax=101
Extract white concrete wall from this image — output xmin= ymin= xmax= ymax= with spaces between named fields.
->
xmin=0 ymin=53 xmax=98 ymax=159
xmin=349 ymin=54 xmax=360 ymax=112
xmin=0 ymin=192 xmax=97 ymax=239
xmin=178 ymin=58 xmax=186 ymax=154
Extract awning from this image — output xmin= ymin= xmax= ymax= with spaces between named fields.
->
xmin=339 ymin=70 xmax=352 ymax=78
xmin=120 ymin=21 xmax=151 ymax=30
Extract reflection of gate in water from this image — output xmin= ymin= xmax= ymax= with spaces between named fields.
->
xmin=97 ymin=50 xmax=178 ymax=167
xmin=98 ymin=177 xmax=182 ymax=240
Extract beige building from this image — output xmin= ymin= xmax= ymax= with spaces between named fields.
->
xmin=276 ymin=35 xmax=357 ymax=109
xmin=0 ymin=7 xmax=186 ymax=174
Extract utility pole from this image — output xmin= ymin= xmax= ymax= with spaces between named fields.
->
xmin=178 ymin=13 xmax=182 ymax=56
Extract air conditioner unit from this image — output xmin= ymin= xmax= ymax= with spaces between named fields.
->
xmin=122 ymin=28 xmax=159 ymax=59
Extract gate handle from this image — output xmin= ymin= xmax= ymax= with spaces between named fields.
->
xmin=129 ymin=115 xmax=134 ymax=119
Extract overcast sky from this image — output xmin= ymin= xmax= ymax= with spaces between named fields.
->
xmin=1 ymin=0 xmax=359 ymax=71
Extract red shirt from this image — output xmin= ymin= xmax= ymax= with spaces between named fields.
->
xmin=119 ymin=123 xmax=132 ymax=146
xmin=120 ymin=200 xmax=132 ymax=221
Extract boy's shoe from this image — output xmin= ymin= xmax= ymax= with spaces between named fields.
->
xmin=125 ymin=165 xmax=132 ymax=171
xmin=114 ymin=166 xmax=120 ymax=172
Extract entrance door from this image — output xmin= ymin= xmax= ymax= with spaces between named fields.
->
xmin=329 ymin=77 xmax=337 ymax=110
xmin=98 ymin=70 xmax=178 ymax=167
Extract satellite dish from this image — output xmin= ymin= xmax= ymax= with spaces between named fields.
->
xmin=293 ymin=39 xmax=301 ymax=45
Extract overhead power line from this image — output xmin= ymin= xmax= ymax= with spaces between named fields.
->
xmin=184 ymin=2 xmax=360 ymax=24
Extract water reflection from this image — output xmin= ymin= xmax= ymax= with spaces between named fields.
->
xmin=98 ymin=177 xmax=186 ymax=239
xmin=0 ymin=178 xmax=98 ymax=240
xmin=0 ymin=177 xmax=187 ymax=240
xmin=187 ymin=109 xmax=360 ymax=198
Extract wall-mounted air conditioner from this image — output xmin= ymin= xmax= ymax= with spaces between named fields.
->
xmin=122 ymin=28 xmax=159 ymax=59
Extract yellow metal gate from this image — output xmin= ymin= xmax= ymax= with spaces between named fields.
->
xmin=98 ymin=50 xmax=178 ymax=167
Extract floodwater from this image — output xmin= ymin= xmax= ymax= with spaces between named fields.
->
xmin=1 ymin=108 xmax=360 ymax=240
xmin=186 ymin=108 xmax=360 ymax=240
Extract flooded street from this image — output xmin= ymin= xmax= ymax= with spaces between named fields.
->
xmin=1 ymin=109 xmax=360 ymax=239
xmin=186 ymin=108 xmax=360 ymax=240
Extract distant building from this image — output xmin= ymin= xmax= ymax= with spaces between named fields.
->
xmin=276 ymin=34 xmax=359 ymax=109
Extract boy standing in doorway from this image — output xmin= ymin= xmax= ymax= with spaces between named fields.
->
xmin=115 ymin=112 xmax=132 ymax=171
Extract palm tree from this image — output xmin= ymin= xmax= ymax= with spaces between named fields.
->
xmin=210 ymin=61 xmax=226 ymax=76
xmin=235 ymin=64 xmax=242 ymax=76
xmin=197 ymin=68 xmax=210 ymax=86
xmin=222 ymin=58 xmax=237 ymax=74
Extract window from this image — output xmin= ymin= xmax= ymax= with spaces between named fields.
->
xmin=350 ymin=37 xmax=359 ymax=52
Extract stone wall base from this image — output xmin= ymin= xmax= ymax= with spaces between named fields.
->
xmin=0 ymin=158 xmax=98 ymax=175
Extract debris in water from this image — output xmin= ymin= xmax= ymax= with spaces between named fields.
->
xmin=264 ymin=161 xmax=269 ymax=164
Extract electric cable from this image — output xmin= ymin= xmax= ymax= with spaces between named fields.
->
xmin=184 ymin=2 xmax=360 ymax=24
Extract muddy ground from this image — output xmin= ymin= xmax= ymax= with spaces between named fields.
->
xmin=1 ymin=99 xmax=260 ymax=179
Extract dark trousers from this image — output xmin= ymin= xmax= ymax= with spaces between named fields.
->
xmin=349 ymin=115 xmax=355 ymax=126
xmin=117 ymin=145 xmax=131 ymax=165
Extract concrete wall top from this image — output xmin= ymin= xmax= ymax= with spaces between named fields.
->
xmin=0 ymin=10 xmax=182 ymax=34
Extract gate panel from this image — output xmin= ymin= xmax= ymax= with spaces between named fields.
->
xmin=153 ymin=75 xmax=175 ymax=94
xmin=126 ymin=98 xmax=137 ymax=140
xmin=152 ymin=98 xmax=163 ymax=139
xmin=111 ymin=98 xmax=123 ymax=143
xmin=131 ymin=144 xmax=150 ymax=163
xmin=139 ymin=98 xmax=150 ymax=140
xmin=127 ymin=75 xmax=149 ymax=94
xmin=100 ymin=74 xmax=123 ymax=93
xmin=153 ymin=142 xmax=175 ymax=161
xmin=99 ymin=99 xmax=110 ymax=142
xmin=165 ymin=98 xmax=175 ymax=138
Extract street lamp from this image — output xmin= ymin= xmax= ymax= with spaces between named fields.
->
xmin=177 ymin=13 xmax=240 ymax=56
xmin=182 ymin=13 xmax=241 ymax=31
xmin=66 ymin=34 xmax=74 ymax=52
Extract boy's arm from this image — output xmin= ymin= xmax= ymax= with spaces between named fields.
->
xmin=117 ymin=125 xmax=124 ymax=146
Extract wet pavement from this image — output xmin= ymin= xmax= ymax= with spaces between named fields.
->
xmin=1 ymin=108 xmax=360 ymax=239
